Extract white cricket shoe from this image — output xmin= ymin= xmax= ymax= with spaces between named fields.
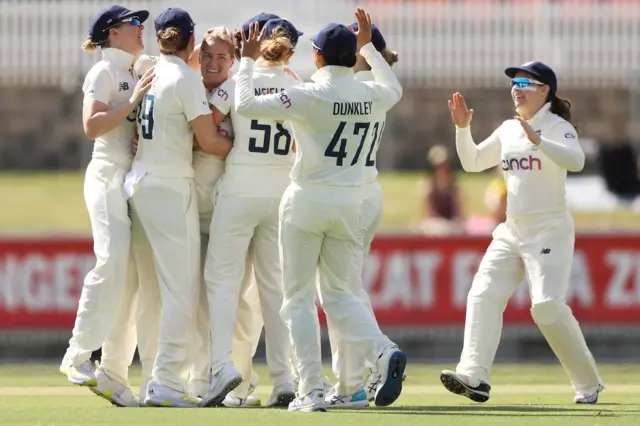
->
xmin=144 ymin=380 xmax=200 ymax=408
xmin=138 ymin=380 xmax=150 ymax=407
xmin=222 ymin=395 xmax=261 ymax=407
xmin=199 ymin=362 xmax=242 ymax=407
xmin=326 ymin=387 xmax=370 ymax=409
xmin=374 ymin=345 xmax=407 ymax=407
xmin=89 ymin=363 xmax=139 ymax=407
xmin=440 ymin=370 xmax=491 ymax=403
xmin=266 ymin=383 xmax=296 ymax=408
xmin=574 ymin=384 xmax=605 ymax=404
xmin=288 ymin=389 xmax=327 ymax=412
xmin=364 ymin=368 xmax=406 ymax=401
xmin=60 ymin=357 xmax=97 ymax=387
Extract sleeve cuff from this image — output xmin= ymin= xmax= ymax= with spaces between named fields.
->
xmin=359 ymin=42 xmax=376 ymax=57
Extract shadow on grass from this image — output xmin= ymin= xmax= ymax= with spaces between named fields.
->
xmin=334 ymin=405 xmax=631 ymax=417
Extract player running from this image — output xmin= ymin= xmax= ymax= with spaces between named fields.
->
xmin=60 ymin=6 xmax=153 ymax=403
xmin=126 ymin=7 xmax=231 ymax=408
xmin=325 ymin=21 xmax=399 ymax=409
xmin=199 ymin=17 xmax=303 ymax=409
xmin=234 ymin=9 xmax=406 ymax=412
xmin=440 ymin=61 xmax=604 ymax=404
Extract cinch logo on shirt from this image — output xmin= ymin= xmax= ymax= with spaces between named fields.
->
xmin=216 ymin=87 xmax=229 ymax=101
xmin=501 ymin=155 xmax=542 ymax=171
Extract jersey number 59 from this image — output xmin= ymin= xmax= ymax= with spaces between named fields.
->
xmin=324 ymin=121 xmax=386 ymax=167
xmin=139 ymin=94 xmax=155 ymax=140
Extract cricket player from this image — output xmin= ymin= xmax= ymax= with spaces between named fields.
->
xmin=440 ymin=61 xmax=604 ymax=404
xmin=234 ymin=9 xmax=406 ymax=412
xmin=200 ymin=17 xmax=303 ymax=409
xmin=126 ymin=7 xmax=232 ymax=408
xmin=60 ymin=6 xmax=153 ymax=406
xmin=325 ymin=22 xmax=399 ymax=409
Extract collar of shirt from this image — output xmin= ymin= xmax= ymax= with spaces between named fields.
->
xmin=102 ymin=48 xmax=136 ymax=69
xmin=311 ymin=65 xmax=355 ymax=83
xmin=527 ymin=102 xmax=552 ymax=127
xmin=255 ymin=58 xmax=285 ymax=71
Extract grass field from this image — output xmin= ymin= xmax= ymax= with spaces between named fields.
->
xmin=0 ymin=363 xmax=638 ymax=425
xmin=1 ymin=171 xmax=638 ymax=234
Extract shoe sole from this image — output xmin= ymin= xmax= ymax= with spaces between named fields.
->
xmin=68 ymin=376 xmax=98 ymax=387
xmin=266 ymin=392 xmax=296 ymax=408
xmin=88 ymin=387 xmax=138 ymax=408
xmin=202 ymin=377 xmax=243 ymax=408
xmin=328 ymin=400 xmax=370 ymax=409
xmin=374 ymin=350 xmax=407 ymax=407
xmin=440 ymin=372 xmax=490 ymax=403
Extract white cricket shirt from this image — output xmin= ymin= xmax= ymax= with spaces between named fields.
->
xmin=82 ymin=48 xmax=137 ymax=167
xmin=456 ymin=103 xmax=585 ymax=218
xmin=132 ymin=54 xmax=212 ymax=178
xmin=355 ymin=70 xmax=387 ymax=198
xmin=211 ymin=61 xmax=299 ymax=198
xmin=234 ymin=43 xmax=402 ymax=204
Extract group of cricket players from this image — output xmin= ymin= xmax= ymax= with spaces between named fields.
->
xmin=58 ymin=0 xmax=605 ymax=414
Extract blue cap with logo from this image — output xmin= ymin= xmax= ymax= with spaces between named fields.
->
xmin=154 ymin=8 xmax=195 ymax=37
xmin=89 ymin=5 xmax=149 ymax=44
xmin=311 ymin=23 xmax=357 ymax=62
xmin=241 ymin=13 xmax=280 ymax=38
xmin=505 ymin=61 xmax=557 ymax=96
xmin=350 ymin=22 xmax=386 ymax=52
xmin=263 ymin=18 xmax=304 ymax=48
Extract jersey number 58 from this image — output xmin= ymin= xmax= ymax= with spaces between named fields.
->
xmin=325 ymin=121 xmax=385 ymax=167
xmin=248 ymin=120 xmax=292 ymax=155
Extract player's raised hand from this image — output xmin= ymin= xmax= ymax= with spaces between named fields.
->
xmin=514 ymin=115 xmax=541 ymax=146
xmin=448 ymin=92 xmax=474 ymax=128
xmin=350 ymin=8 xmax=372 ymax=52
xmin=131 ymin=66 xmax=154 ymax=105
xmin=241 ymin=22 xmax=267 ymax=61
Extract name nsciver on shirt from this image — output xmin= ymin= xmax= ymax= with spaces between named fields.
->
xmin=333 ymin=101 xmax=373 ymax=116
xmin=255 ymin=87 xmax=285 ymax=96
xmin=501 ymin=155 xmax=542 ymax=171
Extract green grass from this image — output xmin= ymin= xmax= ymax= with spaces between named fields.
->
xmin=0 ymin=171 xmax=638 ymax=234
xmin=0 ymin=363 xmax=638 ymax=425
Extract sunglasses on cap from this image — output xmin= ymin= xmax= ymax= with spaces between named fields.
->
xmin=103 ymin=16 xmax=142 ymax=33
xmin=510 ymin=77 xmax=544 ymax=91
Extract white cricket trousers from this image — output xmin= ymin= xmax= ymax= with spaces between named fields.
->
xmin=457 ymin=213 xmax=602 ymax=394
xmin=279 ymin=183 xmax=393 ymax=396
xmin=328 ymin=183 xmax=382 ymax=394
xmin=205 ymin=194 xmax=292 ymax=389
xmin=66 ymin=159 xmax=132 ymax=365
xmin=130 ymin=175 xmax=200 ymax=392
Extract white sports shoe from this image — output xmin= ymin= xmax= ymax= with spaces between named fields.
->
xmin=374 ymin=345 xmax=407 ymax=407
xmin=440 ymin=370 xmax=491 ymax=403
xmin=288 ymin=389 xmax=327 ymax=412
xmin=326 ymin=387 xmax=370 ymax=408
xmin=60 ymin=358 xmax=97 ymax=387
xmin=222 ymin=395 xmax=261 ymax=407
xmin=266 ymin=383 xmax=296 ymax=408
xmin=144 ymin=380 xmax=200 ymax=408
xmin=574 ymin=384 xmax=605 ymax=404
xmin=200 ymin=362 xmax=242 ymax=407
xmin=138 ymin=380 xmax=150 ymax=407
xmin=89 ymin=363 xmax=139 ymax=407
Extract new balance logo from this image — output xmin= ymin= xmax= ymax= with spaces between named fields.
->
xmin=540 ymin=248 xmax=551 ymax=254
xmin=119 ymin=82 xmax=130 ymax=92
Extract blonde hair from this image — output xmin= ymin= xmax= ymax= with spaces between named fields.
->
xmin=260 ymin=27 xmax=294 ymax=63
xmin=81 ymin=35 xmax=107 ymax=52
xmin=158 ymin=27 xmax=189 ymax=54
xmin=381 ymin=48 xmax=399 ymax=67
xmin=201 ymin=27 xmax=235 ymax=57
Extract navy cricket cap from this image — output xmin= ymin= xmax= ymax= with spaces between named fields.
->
xmin=154 ymin=8 xmax=195 ymax=37
xmin=89 ymin=5 xmax=149 ymax=44
xmin=263 ymin=18 xmax=304 ymax=47
xmin=311 ymin=23 xmax=357 ymax=62
xmin=242 ymin=13 xmax=280 ymax=38
xmin=505 ymin=61 xmax=557 ymax=96
xmin=350 ymin=22 xmax=386 ymax=52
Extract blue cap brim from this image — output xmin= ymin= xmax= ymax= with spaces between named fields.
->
xmin=505 ymin=66 xmax=541 ymax=79
xmin=124 ymin=10 xmax=150 ymax=24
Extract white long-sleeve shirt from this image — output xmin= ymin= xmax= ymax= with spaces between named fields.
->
xmin=234 ymin=43 xmax=402 ymax=204
xmin=455 ymin=103 xmax=584 ymax=218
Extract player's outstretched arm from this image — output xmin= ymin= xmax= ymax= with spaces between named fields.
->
xmin=83 ymin=67 xmax=154 ymax=140
xmin=449 ymin=92 xmax=501 ymax=172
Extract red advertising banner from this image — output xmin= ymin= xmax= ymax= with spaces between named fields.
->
xmin=0 ymin=234 xmax=639 ymax=330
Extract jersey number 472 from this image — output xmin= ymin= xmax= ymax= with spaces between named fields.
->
xmin=324 ymin=121 xmax=385 ymax=167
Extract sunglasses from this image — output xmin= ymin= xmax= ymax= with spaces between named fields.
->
xmin=510 ymin=77 xmax=544 ymax=91
xmin=104 ymin=16 xmax=142 ymax=32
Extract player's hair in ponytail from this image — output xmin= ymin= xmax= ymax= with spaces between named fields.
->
xmin=81 ymin=35 xmax=106 ymax=52
xmin=233 ymin=30 xmax=243 ymax=60
xmin=549 ymin=94 xmax=579 ymax=133
xmin=158 ymin=27 xmax=189 ymax=55
xmin=201 ymin=27 xmax=235 ymax=57
xmin=329 ymin=51 xmax=357 ymax=68
xmin=381 ymin=48 xmax=399 ymax=67
xmin=261 ymin=27 xmax=294 ymax=63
